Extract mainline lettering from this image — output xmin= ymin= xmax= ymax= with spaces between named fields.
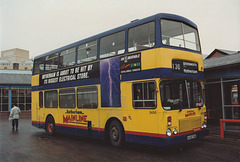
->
xmin=185 ymin=112 xmax=196 ymax=117
xmin=63 ymin=115 xmax=87 ymax=123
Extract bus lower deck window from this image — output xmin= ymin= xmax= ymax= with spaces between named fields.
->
xmin=133 ymin=81 xmax=156 ymax=108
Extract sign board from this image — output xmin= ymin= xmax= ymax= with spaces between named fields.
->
xmin=172 ymin=60 xmax=198 ymax=74
xmin=39 ymin=62 xmax=99 ymax=85
xmin=120 ymin=53 xmax=141 ymax=74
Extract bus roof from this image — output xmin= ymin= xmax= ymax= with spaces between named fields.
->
xmin=34 ymin=13 xmax=198 ymax=60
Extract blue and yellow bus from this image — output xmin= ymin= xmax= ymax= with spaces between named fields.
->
xmin=32 ymin=13 xmax=208 ymax=147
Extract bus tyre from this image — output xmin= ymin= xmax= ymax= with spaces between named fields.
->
xmin=46 ymin=116 xmax=55 ymax=136
xmin=108 ymin=120 xmax=125 ymax=147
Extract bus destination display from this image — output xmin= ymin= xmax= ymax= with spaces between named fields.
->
xmin=172 ymin=60 xmax=198 ymax=74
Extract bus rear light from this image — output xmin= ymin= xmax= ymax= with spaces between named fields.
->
xmin=167 ymin=116 xmax=172 ymax=126
xmin=166 ymin=128 xmax=172 ymax=137
xmin=204 ymin=112 xmax=207 ymax=120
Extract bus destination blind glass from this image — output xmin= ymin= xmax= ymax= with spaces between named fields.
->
xmin=172 ymin=60 xmax=198 ymax=74
xmin=39 ymin=62 xmax=100 ymax=85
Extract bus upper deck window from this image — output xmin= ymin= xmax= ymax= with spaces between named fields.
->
xmin=128 ymin=22 xmax=155 ymax=52
xmin=59 ymin=47 xmax=76 ymax=68
xmin=45 ymin=53 xmax=58 ymax=72
xmin=182 ymin=24 xmax=200 ymax=51
xmin=77 ymin=40 xmax=98 ymax=64
xmin=161 ymin=19 xmax=201 ymax=52
xmin=33 ymin=57 xmax=45 ymax=74
xmin=100 ymin=31 xmax=125 ymax=59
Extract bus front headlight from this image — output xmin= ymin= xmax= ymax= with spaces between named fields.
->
xmin=202 ymin=123 xmax=207 ymax=128
xmin=166 ymin=128 xmax=172 ymax=137
xmin=173 ymin=128 xmax=178 ymax=135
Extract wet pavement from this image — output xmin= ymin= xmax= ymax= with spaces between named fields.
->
xmin=0 ymin=117 xmax=240 ymax=161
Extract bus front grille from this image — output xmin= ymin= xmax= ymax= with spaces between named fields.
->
xmin=179 ymin=117 xmax=201 ymax=133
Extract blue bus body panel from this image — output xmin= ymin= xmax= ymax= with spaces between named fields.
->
xmin=125 ymin=129 xmax=209 ymax=146
xmin=32 ymin=122 xmax=208 ymax=146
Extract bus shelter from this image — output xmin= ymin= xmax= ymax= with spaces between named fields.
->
xmin=204 ymin=50 xmax=240 ymax=133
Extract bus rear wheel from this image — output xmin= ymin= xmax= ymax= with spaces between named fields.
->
xmin=46 ymin=116 xmax=55 ymax=136
xmin=108 ymin=120 xmax=125 ymax=147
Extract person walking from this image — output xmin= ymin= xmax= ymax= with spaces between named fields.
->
xmin=9 ymin=103 xmax=21 ymax=131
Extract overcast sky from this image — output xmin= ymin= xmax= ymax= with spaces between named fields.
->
xmin=0 ymin=0 xmax=240 ymax=59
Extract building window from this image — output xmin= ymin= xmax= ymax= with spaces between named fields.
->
xmin=11 ymin=87 xmax=31 ymax=111
xmin=18 ymin=88 xmax=25 ymax=110
xmin=45 ymin=90 xmax=58 ymax=108
xmin=0 ymin=87 xmax=31 ymax=112
xmin=13 ymin=63 xmax=19 ymax=70
xmin=77 ymin=86 xmax=98 ymax=108
xmin=11 ymin=88 xmax=19 ymax=108
xmin=0 ymin=88 xmax=1 ymax=111
xmin=100 ymin=31 xmax=125 ymax=59
xmin=25 ymin=88 xmax=31 ymax=111
xmin=59 ymin=88 xmax=75 ymax=108
xmin=0 ymin=88 xmax=9 ymax=111
xmin=133 ymin=81 xmax=156 ymax=108
xmin=128 ymin=22 xmax=155 ymax=52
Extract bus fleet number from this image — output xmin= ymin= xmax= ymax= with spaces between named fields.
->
xmin=149 ymin=111 xmax=157 ymax=114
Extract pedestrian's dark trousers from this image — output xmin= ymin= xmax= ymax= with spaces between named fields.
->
xmin=12 ymin=119 xmax=19 ymax=129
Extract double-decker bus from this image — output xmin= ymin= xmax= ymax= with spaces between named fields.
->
xmin=32 ymin=13 xmax=208 ymax=147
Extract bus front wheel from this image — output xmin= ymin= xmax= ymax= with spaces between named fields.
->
xmin=46 ymin=116 xmax=55 ymax=136
xmin=108 ymin=120 xmax=125 ymax=147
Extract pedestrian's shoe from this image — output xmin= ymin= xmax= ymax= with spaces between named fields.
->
xmin=16 ymin=128 xmax=18 ymax=131
xmin=12 ymin=128 xmax=14 ymax=131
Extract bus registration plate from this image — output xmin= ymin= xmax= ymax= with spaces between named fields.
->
xmin=187 ymin=134 xmax=197 ymax=140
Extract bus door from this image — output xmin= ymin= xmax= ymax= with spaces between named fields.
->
xmin=131 ymin=81 xmax=159 ymax=137
xmin=37 ymin=91 xmax=45 ymax=128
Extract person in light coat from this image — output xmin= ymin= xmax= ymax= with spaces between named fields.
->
xmin=9 ymin=103 xmax=21 ymax=131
